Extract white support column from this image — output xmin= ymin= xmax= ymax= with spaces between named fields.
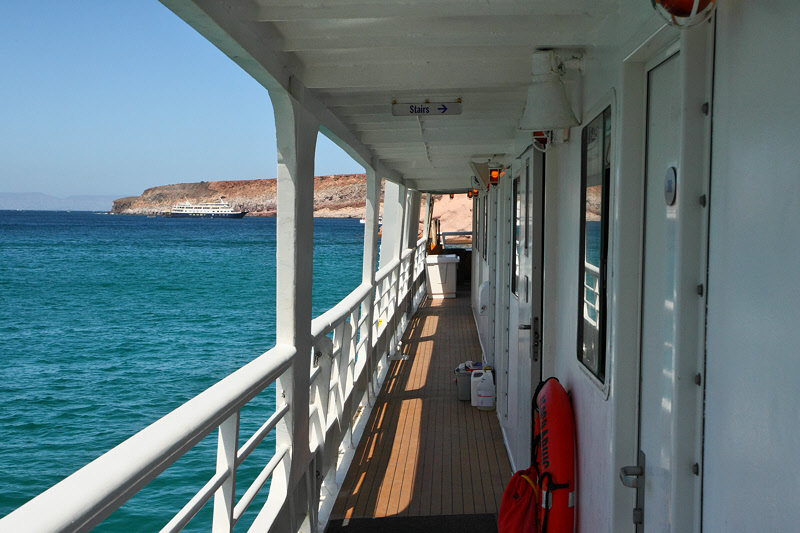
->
xmin=422 ymin=193 xmax=433 ymax=245
xmin=379 ymin=181 xmax=407 ymax=269
xmin=361 ymin=169 xmax=380 ymax=400
xmin=256 ymin=90 xmax=319 ymax=532
xmin=405 ymin=190 xmax=421 ymax=249
xmin=380 ymin=181 xmax=407 ymax=359
xmin=403 ymin=190 xmax=421 ymax=319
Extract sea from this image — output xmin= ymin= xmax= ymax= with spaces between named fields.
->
xmin=0 ymin=211 xmax=366 ymax=530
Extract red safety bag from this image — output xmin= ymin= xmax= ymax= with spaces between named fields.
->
xmin=497 ymin=465 xmax=539 ymax=533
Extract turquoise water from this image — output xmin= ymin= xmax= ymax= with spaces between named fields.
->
xmin=0 ymin=211 xmax=365 ymax=529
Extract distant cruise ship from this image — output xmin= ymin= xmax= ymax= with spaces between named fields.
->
xmin=163 ymin=199 xmax=247 ymax=218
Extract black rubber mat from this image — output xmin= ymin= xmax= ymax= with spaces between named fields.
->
xmin=326 ymin=513 xmax=498 ymax=533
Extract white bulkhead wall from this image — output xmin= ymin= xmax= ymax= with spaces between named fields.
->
xmin=539 ymin=43 xmax=637 ymax=532
xmin=471 ymin=4 xmax=800 ymax=533
xmin=704 ymin=2 xmax=800 ymax=530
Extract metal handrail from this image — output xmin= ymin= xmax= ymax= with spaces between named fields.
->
xmin=311 ymin=283 xmax=372 ymax=343
xmin=1 ymin=242 xmax=428 ymax=533
xmin=0 ymin=344 xmax=295 ymax=532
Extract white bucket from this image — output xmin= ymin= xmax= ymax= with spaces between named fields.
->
xmin=470 ymin=370 xmax=484 ymax=407
xmin=477 ymin=370 xmax=495 ymax=411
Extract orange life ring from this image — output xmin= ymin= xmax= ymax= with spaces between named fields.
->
xmin=533 ymin=378 xmax=575 ymax=532
xmin=657 ymin=0 xmax=711 ymax=17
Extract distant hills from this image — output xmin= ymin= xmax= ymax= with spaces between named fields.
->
xmin=0 ymin=193 xmax=123 ymax=212
xmin=111 ymin=175 xmax=375 ymax=218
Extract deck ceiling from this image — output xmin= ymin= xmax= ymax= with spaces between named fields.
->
xmin=162 ymin=0 xmax=649 ymax=192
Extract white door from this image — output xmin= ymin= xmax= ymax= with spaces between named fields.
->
xmin=630 ymin=45 xmax=708 ymax=532
xmin=505 ymin=147 xmax=544 ymax=468
xmin=638 ymin=50 xmax=683 ymax=533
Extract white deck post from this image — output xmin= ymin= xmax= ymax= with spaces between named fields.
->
xmin=380 ymin=181 xmax=407 ymax=358
xmin=403 ymin=190 xmax=421 ymax=317
xmin=256 ymin=90 xmax=319 ymax=532
xmin=423 ymin=193 xmax=432 ymax=244
xmin=361 ymin=168 xmax=380 ymax=401
xmin=378 ymin=181 xmax=406 ymax=269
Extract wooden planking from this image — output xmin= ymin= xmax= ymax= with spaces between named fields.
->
xmin=331 ymin=293 xmax=512 ymax=521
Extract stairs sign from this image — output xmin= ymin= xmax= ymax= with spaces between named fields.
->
xmin=392 ymin=101 xmax=462 ymax=116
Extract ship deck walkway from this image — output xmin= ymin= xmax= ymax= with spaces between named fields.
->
xmin=327 ymin=291 xmax=511 ymax=532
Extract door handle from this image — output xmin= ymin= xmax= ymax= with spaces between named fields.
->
xmin=519 ymin=324 xmax=531 ymax=330
xmin=620 ymin=465 xmax=644 ymax=488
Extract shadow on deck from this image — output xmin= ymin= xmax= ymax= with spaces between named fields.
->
xmin=327 ymin=291 xmax=511 ymax=532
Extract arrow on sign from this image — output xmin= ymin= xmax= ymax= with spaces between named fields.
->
xmin=438 ymin=105 xmax=448 ymax=113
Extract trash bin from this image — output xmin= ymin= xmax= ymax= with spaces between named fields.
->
xmin=426 ymin=254 xmax=460 ymax=299
xmin=455 ymin=361 xmax=481 ymax=401
xmin=456 ymin=369 xmax=472 ymax=401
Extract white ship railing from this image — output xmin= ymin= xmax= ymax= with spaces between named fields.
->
xmin=0 ymin=243 xmax=428 ymax=533
xmin=584 ymin=261 xmax=601 ymax=327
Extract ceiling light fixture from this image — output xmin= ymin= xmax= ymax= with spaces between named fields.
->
xmin=519 ymin=51 xmax=582 ymax=131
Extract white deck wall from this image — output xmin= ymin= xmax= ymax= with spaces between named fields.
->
xmin=470 ymin=4 xmax=800 ymax=532
xmin=704 ymin=2 xmax=800 ymax=529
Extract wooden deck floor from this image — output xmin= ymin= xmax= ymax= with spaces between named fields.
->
xmin=330 ymin=292 xmax=512 ymax=522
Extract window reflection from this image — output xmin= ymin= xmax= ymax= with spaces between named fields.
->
xmin=578 ymin=107 xmax=611 ymax=382
xmin=512 ymin=176 xmax=521 ymax=296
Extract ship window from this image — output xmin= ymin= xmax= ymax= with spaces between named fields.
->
xmin=482 ymin=196 xmax=488 ymax=261
xmin=577 ymin=107 xmax=611 ymax=382
xmin=475 ymin=196 xmax=482 ymax=254
xmin=511 ymin=175 xmax=520 ymax=296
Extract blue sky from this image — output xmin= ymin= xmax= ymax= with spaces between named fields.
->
xmin=0 ymin=2 xmax=364 ymax=198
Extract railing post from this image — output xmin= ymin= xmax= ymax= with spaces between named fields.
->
xmin=255 ymin=89 xmax=319 ymax=532
xmin=212 ymin=412 xmax=240 ymax=532
xmin=310 ymin=336 xmax=334 ymax=497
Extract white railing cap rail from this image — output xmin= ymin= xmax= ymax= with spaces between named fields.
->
xmin=375 ymin=258 xmax=401 ymax=283
xmin=310 ymin=282 xmax=372 ymax=342
xmin=584 ymin=261 xmax=600 ymax=275
xmin=0 ymin=344 xmax=296 ymax=533
xmin=417 ymin=237 xmax=427 ymax=247
xmin=401 ymin=247 xmax=414 ymax=261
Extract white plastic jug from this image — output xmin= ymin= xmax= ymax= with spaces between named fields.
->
xmin=470 ymin=370 xmax=484 ymax=407
xmin=477 ymin=370 xmax=495 ymax=411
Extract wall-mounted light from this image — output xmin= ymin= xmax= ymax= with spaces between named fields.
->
xmin=519 ymin=51 xmax=582 ymax=131
xmin=467 ymin=190 xmax=473 ymax=198
xmin=449 ymin=193 xmax=454 ymax=199
xmin=489 ymin=165 xmax=505 ymax=186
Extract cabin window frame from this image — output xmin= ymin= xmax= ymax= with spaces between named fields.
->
xmin=577 ymin=106 xmax=612 ymax=384
xmin=511 ymin=174 xmax=521 ymax=297
xmin=482 ymin=195 xmax=488 ymax=262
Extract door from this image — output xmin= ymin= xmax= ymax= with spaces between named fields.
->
xmin=638 ymin=50 xmax=683 ymax=533
xmin=505 ymin=146 xmax=544 ymax=467
xmin=632 ymin=44 xmax=708 ymax=532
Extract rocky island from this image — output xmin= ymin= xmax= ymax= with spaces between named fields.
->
xmin=111 ymin=174 xmax=374 ymax=218
xmin=111 ymin=174 xmax=474 ymax=237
